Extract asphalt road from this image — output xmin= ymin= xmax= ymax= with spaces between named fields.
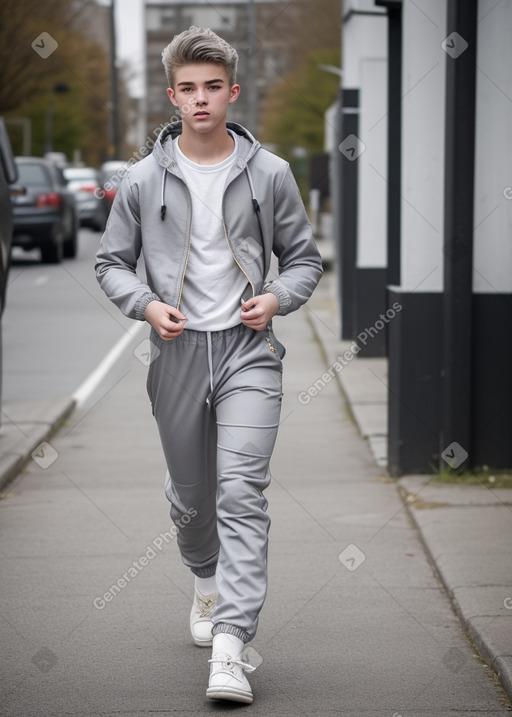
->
xmin=2 ymin=227 xmax=135 ymax=403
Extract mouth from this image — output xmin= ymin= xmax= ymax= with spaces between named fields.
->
xmin=194 ymin=111 xmax=210 ymax=118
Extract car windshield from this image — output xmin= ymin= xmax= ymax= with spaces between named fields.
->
xmin=16 ymin=163 xmax=49 ymax=186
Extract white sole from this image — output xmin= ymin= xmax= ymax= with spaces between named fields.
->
xmin=192 ymin=635 xmax=213 ymax=647
xmin=206 ymin=686 xmax=253 ymax=704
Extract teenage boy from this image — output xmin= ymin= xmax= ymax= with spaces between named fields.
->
xmin=95 ymin=26 xmax=323 ymax=704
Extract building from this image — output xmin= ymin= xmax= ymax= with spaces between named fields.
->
xmin=144 ymin=0 xmax=294 ymax=139
xmin=332 ymin=0 xmax=512 ymax=474
xmin=69 ymin=0 xmax=110 ymax=49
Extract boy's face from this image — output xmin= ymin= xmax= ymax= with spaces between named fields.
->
xmin=167 ymin=63 xmax=240 ymax=135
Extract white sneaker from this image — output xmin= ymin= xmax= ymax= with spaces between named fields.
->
xmin=189 ymin=585 xmax=217 ymax=647
xmin=206 ymin=651 xmax=256 ymax=704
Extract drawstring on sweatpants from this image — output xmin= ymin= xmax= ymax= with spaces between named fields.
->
xmin=206 ymin=331 xmax=214 ymax=408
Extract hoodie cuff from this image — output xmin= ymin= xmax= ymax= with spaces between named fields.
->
xmin=263 ymin=281 xmax=291 ymax=316
xmin=134 ymin=292 xmax=161 ymax=321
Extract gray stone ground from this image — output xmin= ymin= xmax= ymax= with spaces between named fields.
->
xmin=309 ymin=236 xmax=512 ymax=707
xmin=0 ymin=278 xmax=511 ymax=714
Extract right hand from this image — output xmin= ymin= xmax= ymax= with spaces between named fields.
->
xmin=144 ymin=300 xmax=187 ymax=341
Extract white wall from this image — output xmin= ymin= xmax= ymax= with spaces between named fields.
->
xmin=357 ymin=56 xmax=388 ymax=268
xmin=342 ymin=3 xmax=386 ymax=88
xmin=400 ymin=0 xmax=446 ymax=292
xmin=342 ymin=6 xmax=388 ymax=269
xmin=473 ymin=0 xmax=512 ymax=294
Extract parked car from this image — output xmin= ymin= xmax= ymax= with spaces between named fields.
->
xmin=11 ymin=157 xmax=79 ymax=263
xmin=0 ymin=119 xmax=17 ymax=317
xmin=63 ymin=166 xmax=109 ymax=232
xmin=100 ymin=160 xmax=129 ymax=206
xmin=0 ymin=118 xmax=17 ymax=420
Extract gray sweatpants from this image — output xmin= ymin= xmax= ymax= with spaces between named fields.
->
xmin=146 ymin=323 xmax=283 ymax=643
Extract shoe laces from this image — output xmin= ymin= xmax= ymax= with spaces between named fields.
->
xmin=196 ymin=591 xmax=217 ymax=619
xmin=208 ymin=652 xmax=256 ymax=674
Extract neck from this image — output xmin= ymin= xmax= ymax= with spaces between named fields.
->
xmin=178 ymin=123 xmax=234 ymax=165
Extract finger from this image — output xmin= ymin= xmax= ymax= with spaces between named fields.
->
xmin=241 ymin=317 xmax=264 ymax=330
xmin=168 ymin=312 xmax=187 ymax=324
xmin=161 ymin=326 xmax=183 ymax=341
xmin=162 ymin=320 xmax=184 ymax=334
xmin=241 ymin=300 xmax=256 ymax=312
xmin=241 ymin=305 xmax=263 ymax=318
xmin=164 ymin=316 xmax=188 ymax=332
xmin=166 ymin=323 xmax=184 ymax=335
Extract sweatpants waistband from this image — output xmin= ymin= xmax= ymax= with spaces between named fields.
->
xmin=174 ymin=323 xmax=250 ymax=345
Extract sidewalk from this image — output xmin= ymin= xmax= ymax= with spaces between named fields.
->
xmin=1 ymin=281 xmax=510 ymax=714
xmin=310 ymin=233 xmax=512 ymax=703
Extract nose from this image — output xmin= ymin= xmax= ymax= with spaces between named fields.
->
xmin=195 ymin=89 xmax=207 ymax=105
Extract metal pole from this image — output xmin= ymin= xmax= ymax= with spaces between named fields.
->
xmin=45 ymin=103 xmax=54 ymax=154
xmin=109 ymin=0 xmax=120 ymax=159
xmin=246 ymin=0 xmax=257 ymax=135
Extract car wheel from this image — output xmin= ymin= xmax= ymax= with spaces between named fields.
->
xmin=93 ymin=205 xmax=108 ymax=232
xmin=63 ymin=212 xmax=79 ymax=258
xmin=40 ymin=236 xmax=63 ymax=264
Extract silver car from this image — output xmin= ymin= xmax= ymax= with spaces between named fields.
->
xmin=64 ymin=167 xmax=109 ymax=232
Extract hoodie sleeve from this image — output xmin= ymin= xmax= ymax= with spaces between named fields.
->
xmin=263 ymin=166 xmax=323 ymax=315
xmin=95 ymin=171 xmax=160 ymax=321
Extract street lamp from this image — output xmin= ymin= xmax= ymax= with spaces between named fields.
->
xmin=318 ymin=64 xmax=343 ymax=78
xmin=246 ymin=0 xmax=257 ymax=135
xmin=109 ymin=0 xmax=120 ymax=159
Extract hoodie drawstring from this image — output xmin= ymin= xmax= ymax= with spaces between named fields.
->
xmin=160 ymin=168 xmax=167 ymax=221
xmin=160 ymin=162 xmax=263 ymax=244
xmin=245 ymin=166 xmax=264 ymax=242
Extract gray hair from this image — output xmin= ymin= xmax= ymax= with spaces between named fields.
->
xmin=162 ymin=26 xmax=238 ymax=88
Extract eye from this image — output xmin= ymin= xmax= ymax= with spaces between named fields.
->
xmin=209 ymin=85 xmax=220 ymax=91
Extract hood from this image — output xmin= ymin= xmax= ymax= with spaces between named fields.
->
xmin=152 ymin=120 xmax=261 ymax=170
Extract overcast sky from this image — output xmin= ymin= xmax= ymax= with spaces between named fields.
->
xmin=117 ymin=0 xmax=145 ymax=96
xmin=97 ymin=0 xmax=145 ymax=96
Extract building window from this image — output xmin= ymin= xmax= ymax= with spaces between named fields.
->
xmin=190 ymin=8 xmax=236 ymax=31
xmin=161 ymin=9 xmax=175 ymax=26
xmin=146 ymin=7 xmax=175 ymax=31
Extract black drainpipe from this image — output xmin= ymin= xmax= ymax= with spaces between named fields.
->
xmin=441 ymin=0 xmax=478 ymax=469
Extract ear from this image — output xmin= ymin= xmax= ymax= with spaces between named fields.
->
xmin=229 ymin=84 xmax=241 ymax=105
xmin=167 ymin=87 xmax=178 ymax=107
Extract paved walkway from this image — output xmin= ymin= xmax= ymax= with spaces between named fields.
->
xmin=1 ymin=286 xmax=510 ymax=714
xmin=310 ymin=236 xmax=512 ymax=705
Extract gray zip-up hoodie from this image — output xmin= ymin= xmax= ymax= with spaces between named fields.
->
xmin=95 ymin=121 xmax=323 ymax=322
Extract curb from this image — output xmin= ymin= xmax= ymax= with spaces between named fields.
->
xmin=397 ymin=478 xmax=512 ymax=705
xmin=304 ymin=274 xmax=388 ymax=469
xmin=0 ymin=321 xmax=147 ymax=494
xmin=0 ymin=396 xmax=76 ymax=492
xmin=306 ymin=268 xmax=512 ymax=706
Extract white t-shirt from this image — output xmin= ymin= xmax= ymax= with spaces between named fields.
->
xmin=173 ymin=133 xmax=249 ymax=331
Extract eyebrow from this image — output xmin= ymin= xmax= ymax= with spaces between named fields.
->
xmin=177 ymin=78 xmax=225 ymax=87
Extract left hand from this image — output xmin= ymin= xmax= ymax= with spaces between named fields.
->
xmin=240 ymin=293 xmax=279 ymax=331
